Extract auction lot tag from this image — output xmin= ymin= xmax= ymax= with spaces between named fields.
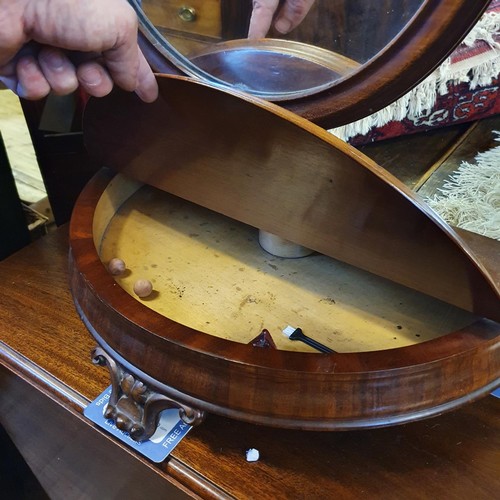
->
xmin=84 ymin=386 xmax=192 ymax=463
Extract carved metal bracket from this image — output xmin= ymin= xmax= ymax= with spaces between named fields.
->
xmin=91 ymin=346 xmax=205 ymax=442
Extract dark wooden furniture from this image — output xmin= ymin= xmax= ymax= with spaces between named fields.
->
xmin=1 ymin=225 xmax=499 ymax=499
xmin=73 ymin=77 xmax=499 ymax=434
xmin=1 ymin=114 xmax=500 ymax=497
xmin=3 ymin=49 xmax=500 ymax=500
xmin=141 ymin=0 xmax=425 ymax=57
xmin=142 ymin=0 xmax=251 ymax=39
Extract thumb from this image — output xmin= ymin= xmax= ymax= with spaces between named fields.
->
xmin=101 ymin=23 xmax=140 ymax=92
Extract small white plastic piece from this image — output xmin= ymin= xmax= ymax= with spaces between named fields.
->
xmin=246 ymin=448 xmax=260 ymax=462
xmin=282 ymin=325 xmax=296 ymax=337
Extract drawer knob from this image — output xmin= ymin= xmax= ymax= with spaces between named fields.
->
xmin=178 ymin=6 xmax=197 ymax=22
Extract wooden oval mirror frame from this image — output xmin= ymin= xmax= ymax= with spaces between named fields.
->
xmin=133 ymin=0 xmax=492 ymax=128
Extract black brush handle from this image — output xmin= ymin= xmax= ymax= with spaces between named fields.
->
xmin=289 ymin=328 xmax=335 ymax=353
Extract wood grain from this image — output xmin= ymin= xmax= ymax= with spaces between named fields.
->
xmin=76 ymin=75 xmax=500 ymax=428
xmin=0 ymin=91 xmax=44 ymax=204
xmin=359 ymin=122 xmax=472 ymax=189
xmin=142 ymin=0 xmax=222 ymax=38
xmin=0 ymin=227 xmax=499 ymax=498
xmin=97 ymin=178 xmax=477 ymax=353
xmin=83 ymin=76 xmax=500 ymax=321
xmin=68 ymin=167 xmax=500 ymax=428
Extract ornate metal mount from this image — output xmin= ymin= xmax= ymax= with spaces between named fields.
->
xmin=91 ymin=347 xmax=205 ymax=442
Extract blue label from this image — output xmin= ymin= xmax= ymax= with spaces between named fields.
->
xmin=84 ymin=386 xmax=192 ymax=463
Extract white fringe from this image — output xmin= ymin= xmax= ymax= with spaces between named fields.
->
xmin=426 ymin=133 xmax=500 ymax=240
xmin=330 ymin=11 xmax=500 ymax=142
xmin=463 ymin=10 xmax=500 ymax=48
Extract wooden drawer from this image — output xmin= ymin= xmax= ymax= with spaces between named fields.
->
xmin=141 ymin=0 xmax=221 ymax=38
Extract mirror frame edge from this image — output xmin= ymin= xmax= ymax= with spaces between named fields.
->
xmin=285 ymin=0 xmax=492 ymax=128
xmin=135 ymin=0 xmax=492 ymax=129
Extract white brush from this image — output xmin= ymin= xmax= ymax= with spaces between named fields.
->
xmin=282 ymin=326 xmax=335 ymax=353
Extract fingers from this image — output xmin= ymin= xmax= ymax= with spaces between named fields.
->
xmin=0 ymin=43 xmax=50 ymax=99
xmin=15 ymin=55 xmax=51 ymax=99
xmin=274 ymin=0 xmax=315 ymax=34
xmin=15 ymin=49 xmax=114 ymax=100
xmin=248 ymin=0 xmax=315 ymax=38
xmin=1 ymin=0 xmax=157 ymax=102
xmin=134 ymin=49 xmax=159 ymax=103
xmin=6 ymin=47 xmax=156 ymax=102
xmin=38 ymin=47 xmax=78 ymax=94
xmin=248 ymin=0 xmax=280 ymax=39
xmin=77 ymin=48 xmax=157 ymax=101
xmin=76 ymin=60 xmax=114 ymax=98
xmin=101 ymin=13 xmax=158 ymax=102
xmin=101 ymin=11 xmax=140 ymax=93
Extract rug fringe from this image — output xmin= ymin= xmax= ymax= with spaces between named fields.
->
xmin=426 ymin=133 xmax=500 ymax=241
xmin=463 ymin=10 xmax=500 ymax=48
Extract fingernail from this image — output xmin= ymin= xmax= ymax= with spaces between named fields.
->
xmin=79 ymin=66 xmax=102 ymax=87
xmin=45 ymin=50 xmax=65 ymax=70
xmin=18 ymin=56 xmax=39 ymax=76
xmin=135 ymin=73 xmax=159 ymax=103
xmin=275 ymin=19 xmax=292 ymax=34
xmin=135 ymin=87 xmax=158 ymax=103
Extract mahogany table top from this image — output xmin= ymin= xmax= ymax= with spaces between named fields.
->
xmin=0 ymin=227 xmax=498 ymax=499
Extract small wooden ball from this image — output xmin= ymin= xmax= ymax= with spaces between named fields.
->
xmin=133 ymin=279 xmax=153 ymax=298
xmin=108 ymin=258 xmax=126 ymax=276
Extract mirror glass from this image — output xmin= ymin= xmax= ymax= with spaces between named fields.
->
xmin=132 ymin=0 xmax=425 ymax=100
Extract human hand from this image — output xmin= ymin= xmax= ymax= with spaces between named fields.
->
xmin=248 ymin=0 xmax=315 ymax=39
xmin=0 ymin=0 xmax=158 ymax=102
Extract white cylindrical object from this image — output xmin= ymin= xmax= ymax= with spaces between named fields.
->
xmin=258 ymin=230 xmax=313 ymax=258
